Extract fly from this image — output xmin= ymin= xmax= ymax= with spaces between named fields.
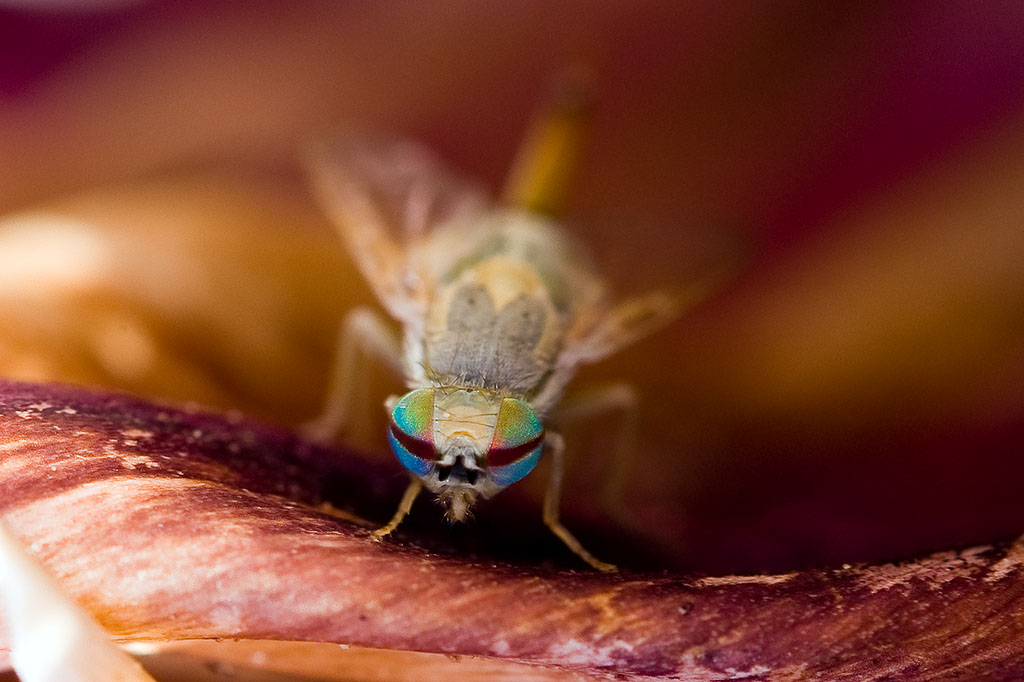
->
xmin=306 ymin=74 xmax=705 ymax=571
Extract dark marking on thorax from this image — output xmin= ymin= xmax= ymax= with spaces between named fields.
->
xmin=427 ymin=283 xmax=549 ymax=394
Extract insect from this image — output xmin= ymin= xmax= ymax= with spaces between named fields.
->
xmin=307 ymin=84 xmax=699 ymax=571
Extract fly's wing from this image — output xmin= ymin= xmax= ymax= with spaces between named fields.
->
xmin=531 ymin=286 xmax=691 ymax=414
xmin=307 ymin=135 xmax=490 ymax=325
xmin=560 ymin=275 xmax=724 ymax=367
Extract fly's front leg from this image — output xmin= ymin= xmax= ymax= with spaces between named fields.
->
xmin=551 ymin=382 xmax=638 ymax=520
xmin=303 ymin=306 xmax=403 ymax=443
xmin=372 ymin=478 xmax=423 ymax=540
xmin=543 ymin=431 xmax=617 ymax=572
xmin=307 ymin=307 xmax=416 ymax=535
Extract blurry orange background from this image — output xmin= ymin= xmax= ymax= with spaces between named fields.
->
xmin=1 ymin=0 xmax=1023 ymax=573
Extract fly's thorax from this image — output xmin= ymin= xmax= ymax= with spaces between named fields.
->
xmin=401 ymin=210 xmax=609 ymax=405
xmin=386 ymin=387 xmax=547 ymax=521
xmin=431 ymin=260 xmax=561 ymax=374
xmin=421 ymin=239 xmax=567 ymax=395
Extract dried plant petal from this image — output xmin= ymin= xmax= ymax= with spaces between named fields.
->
xmin=0 ymin=379 xmax=1022 ymax=681
xmin=130 ymin=639 xmax=585 ymax=682
xmin=0 ymin=521 xmax=156 ymax=682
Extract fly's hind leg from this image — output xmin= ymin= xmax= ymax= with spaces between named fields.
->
xmin=543 ymin=432 xmax=617 ymax=572
xmin=303 ymin=306 xmax=404 ymax=443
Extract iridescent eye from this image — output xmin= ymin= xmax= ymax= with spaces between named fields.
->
xmin=388 ymin=389 xmax=436 ymax=477
xmin=487 ymin=397 xmax=544 ymax=486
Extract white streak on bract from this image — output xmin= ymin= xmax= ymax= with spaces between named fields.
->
xmin=120 ymin=642 xmax=163 ymax=656
xmin=723 ymin=664 xmax=772 ymax=679
xmin=693 ymin=573 xmax=797 ymax=587
xmin=120 ymin=429 xmax=154 ymax=440
xmin=984 ymin=541 xmax=1024 ymax=584
xmin=850 ymin=546 xmax=991 ymax=593
xmin=0 ymin=521 xmax=158 ymax=682
xmin=118 ymin=455 xmax=160 ymax=470
xmin=546 ymin=638 xmax=635 ymax=667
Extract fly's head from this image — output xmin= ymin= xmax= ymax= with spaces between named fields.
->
xmin=386 ymin=387 xmax=545 ymax=522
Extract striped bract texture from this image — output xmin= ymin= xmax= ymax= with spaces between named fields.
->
xmin=0 ymin=379 xmax=1022 ymax=681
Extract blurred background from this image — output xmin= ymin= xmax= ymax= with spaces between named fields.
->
xmin=1 ymin=0 xmax=1023 ymax=576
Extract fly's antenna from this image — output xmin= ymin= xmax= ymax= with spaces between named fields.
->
xmin=501 ymin=65 xmax=596 ymax=218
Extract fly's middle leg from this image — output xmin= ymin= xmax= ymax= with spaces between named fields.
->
xmin=542 ymin=431 xmax=617 ymax=572
xmin=304 ymin=306 xmax=403 ymax=443
xmin=551 ymin=382 xmax=638 ymax=522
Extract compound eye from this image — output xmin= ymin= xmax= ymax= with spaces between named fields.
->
xmin=487 ymin=397 xmax=544 ymax=487
xmin=388 ymin=389 xmax=436 ymax=477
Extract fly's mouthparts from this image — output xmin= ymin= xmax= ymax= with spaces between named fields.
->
xmin=437 ymin=461 xmax=479 ymax=485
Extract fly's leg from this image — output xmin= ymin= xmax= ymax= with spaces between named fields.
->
xmin=303 ymin=306 xmax=403 ymax=443
xmin=307 ymin=307 xmax=424 ymax=540
xmin=543 ymin=431 xmax=617 ymax=572
xmin=552 ymin=382 xmax=638 ymax=521
xmin=303 ymin=307 xmax=403 ymax=529
xmin=315 ymin=502 xmax=376 ymax=528
xmin=372 ymin=478 xmax=423 ymax=540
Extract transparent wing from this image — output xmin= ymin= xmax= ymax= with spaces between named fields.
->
xmin=532 ymin=282 xmax=713 ymax=415
xmin=567 ymin=289 xmax=683 ymax=365
xmin=307 ymin=135 xmax=490 ymax=324
xmin=564 ymin=274 xmax=725 ymax=366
